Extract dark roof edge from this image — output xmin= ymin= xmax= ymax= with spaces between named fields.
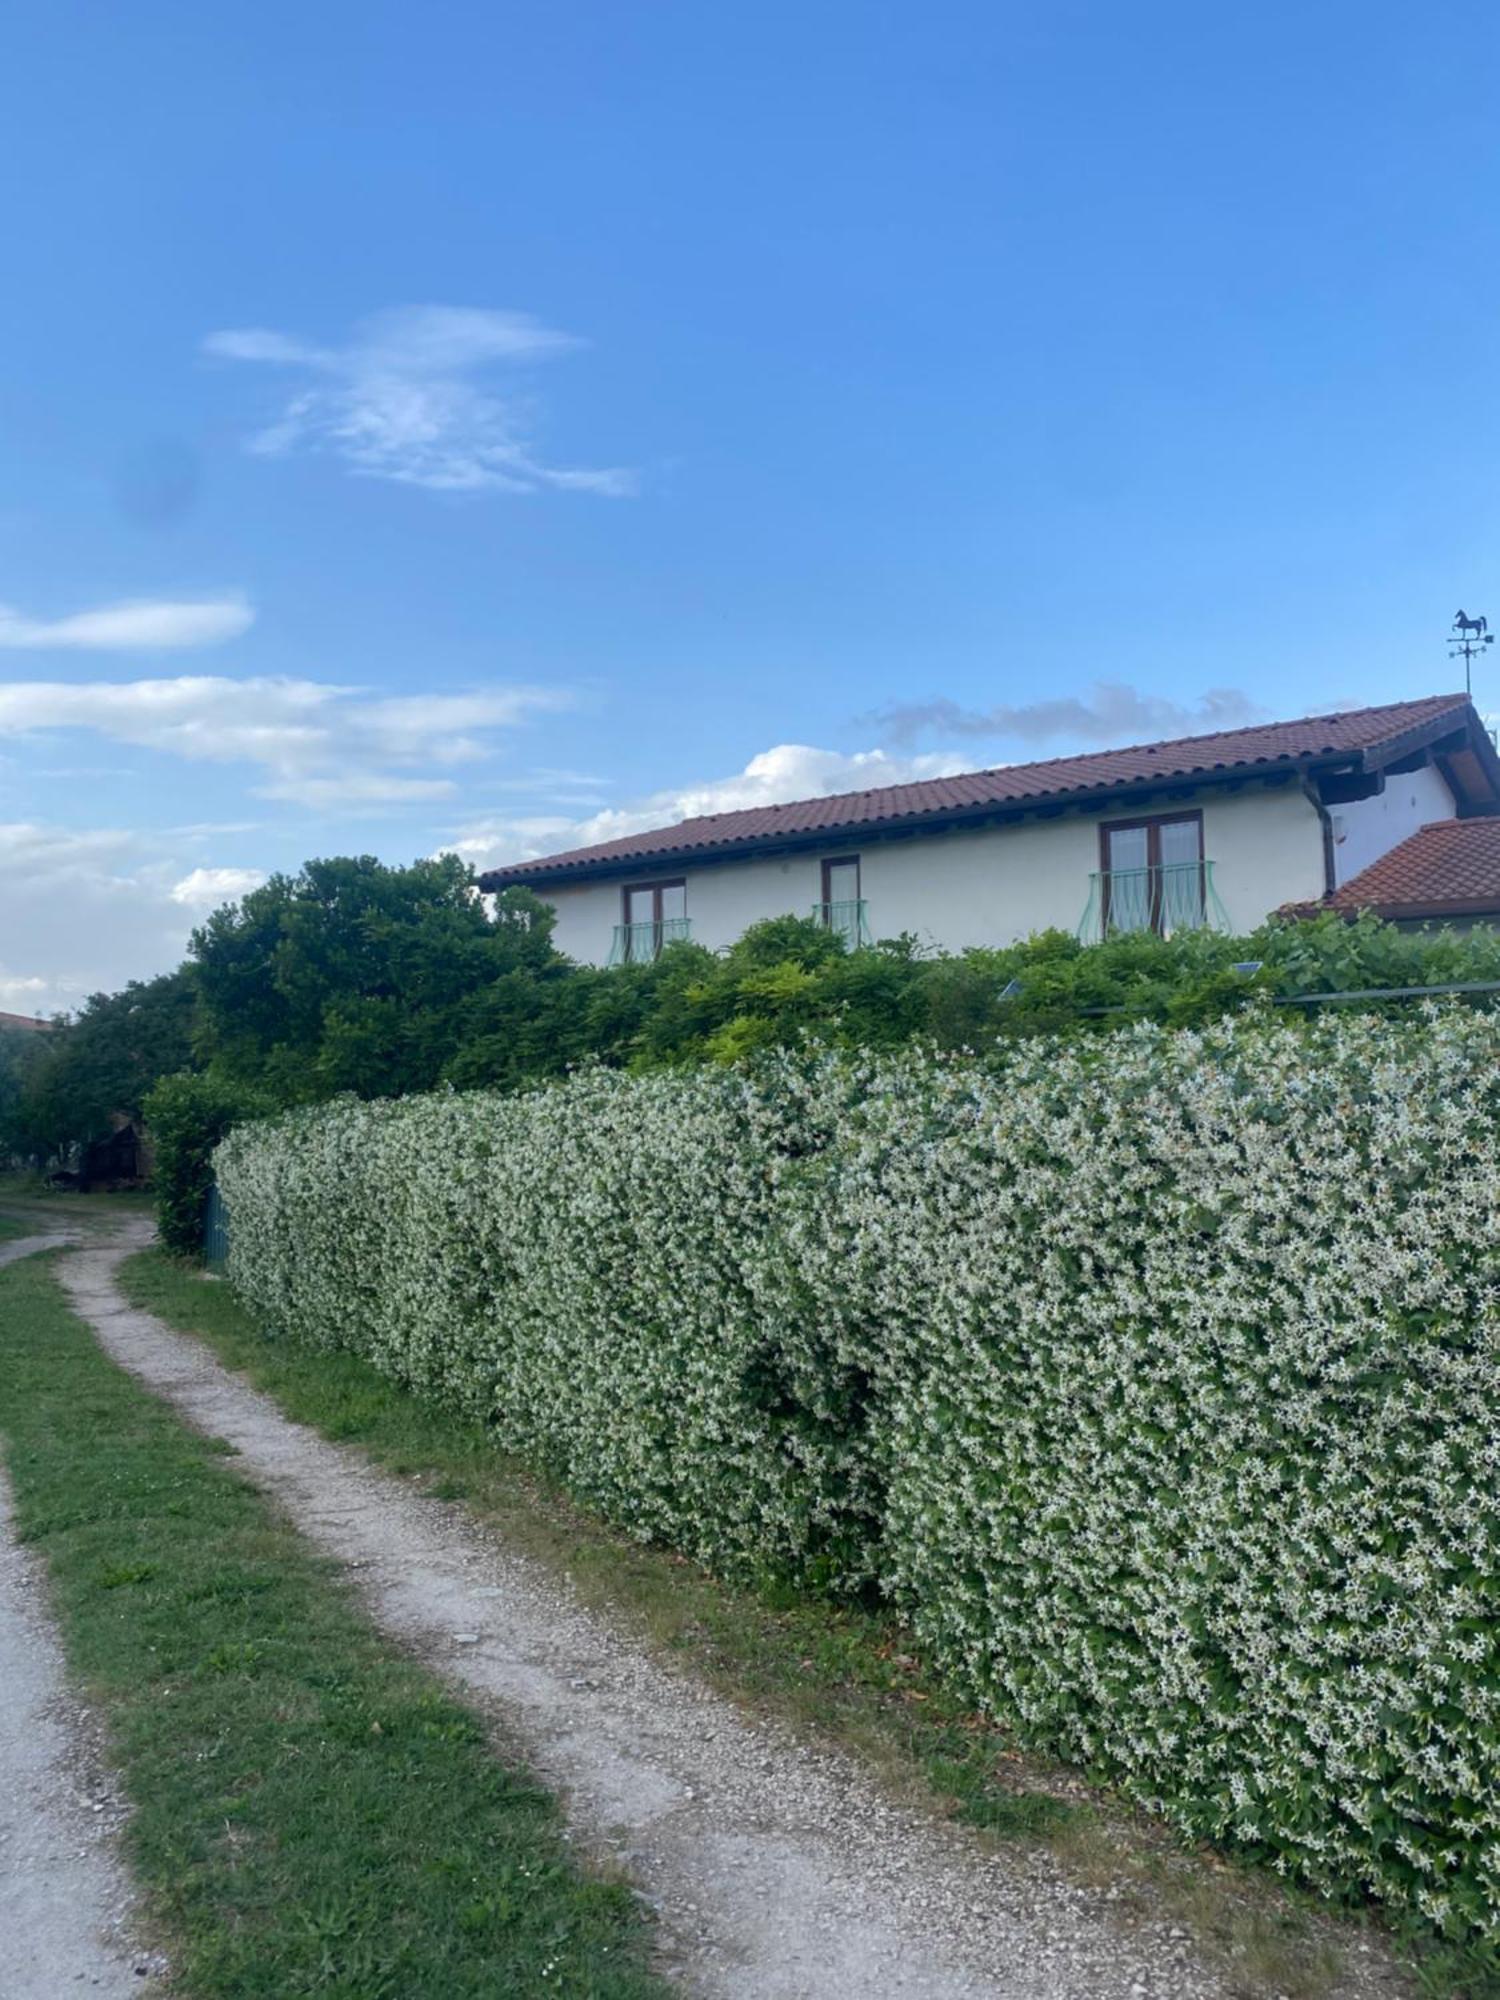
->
xmin=1285 ymin=894 xmax=1500 ymax=923
xmin=1363 ymin=703 xmax=1500 ymax=805
xmin=1443 ymin=705 xmax=1500 ymax=809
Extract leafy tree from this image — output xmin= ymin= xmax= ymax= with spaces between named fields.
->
xmin=191 ymin=857 xmax=557 ymax=1102
xmin=4 ymin=972 xmax=195 ymax=1164
xmin=0 ymin=1023 xmax=53 ymax=1165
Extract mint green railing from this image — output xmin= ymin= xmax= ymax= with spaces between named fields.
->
xmin=812 ymin=898 xmax=872 ymax=948
xmin=607 ymin=916 xmax=693 ymax=966
xmin=1077 ymin=861 xmax=1229 ymax=945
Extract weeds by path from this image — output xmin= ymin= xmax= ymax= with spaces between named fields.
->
xmin=0 ymin=1249 xmax=665 ymax=2000
xmin=119 ymin=1246 xmax=1447 ymax=2000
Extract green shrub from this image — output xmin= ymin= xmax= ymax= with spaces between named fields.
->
xmin=145 ymin=1071 xmax=272 ymax=1256
xmin=440 ymin=911 xmax=1500 ymax=1090
xmin=217 ymin=1008 xmax=1500 ymax=1950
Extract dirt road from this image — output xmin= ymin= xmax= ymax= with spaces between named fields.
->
xmin=55 ymin=1220 xmax=1320 ymax=2000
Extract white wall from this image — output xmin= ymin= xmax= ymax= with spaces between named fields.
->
xmin=545 ymin=879 xmax=637 ymax=964
xmin=1330 ymin=764 xmax=1455 ymax=887
xmin=541 ymin=779 xmax=1330 ymax=965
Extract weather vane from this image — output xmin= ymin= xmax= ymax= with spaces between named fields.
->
xmin=1450 ymin=609 xmax=1494 ymax=696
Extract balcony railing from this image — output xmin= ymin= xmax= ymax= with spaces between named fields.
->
xmin=607 ymin=916 xmax=693 ymax=966
xmin=1077 ymin=861 xmax=1229 ymax=945
xmin=812 ymin=898 xmax=872 ymax=948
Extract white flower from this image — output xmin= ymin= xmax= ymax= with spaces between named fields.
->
xmin=216 ymin=1006 xmax=1500 ymax=1945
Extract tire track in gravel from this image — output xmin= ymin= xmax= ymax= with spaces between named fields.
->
xmin=59 ymin=1222 xmax=1408 ymax=2000
xmin=0 ymin=1232 xmax=151 ymax=1999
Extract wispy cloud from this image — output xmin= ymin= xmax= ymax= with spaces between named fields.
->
xmin=256 ymin=772 xmax=459 ymax=809
xmin=203 ymin=305 xmax=635 ymax=496
xmin=870 ymin=681 xmax=1266 ymax=748
xmin=0 ymin=595 xmax=252 ymax=651
xmin=0 ymin=674 xmax=573 ymax=814
xmin=446 ymin=742 xmax=972 ymax=870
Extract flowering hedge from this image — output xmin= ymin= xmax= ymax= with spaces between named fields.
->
xmin=216 ymin=1008 xmax=1500 ymax=1945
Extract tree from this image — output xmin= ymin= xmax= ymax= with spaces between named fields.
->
xmin=5 ymin=972 xmax=196 ymax=1164
xmin=0 ymin=1023 xmax=51 ymax=1165
xmin=191 ymin=857 xmax=567 ymax=1102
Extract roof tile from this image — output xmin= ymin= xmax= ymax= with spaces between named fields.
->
xmin=1305 ymin=816 xmax=1500 ymax=916
xmin=0 ymin=1010 xmax=50 ymax=1032
xmin=484 ymin=692 xmax=1473 ymax=884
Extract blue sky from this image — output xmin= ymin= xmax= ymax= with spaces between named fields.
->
xmin=3 ymin=1 xmax=1499 ymax=1008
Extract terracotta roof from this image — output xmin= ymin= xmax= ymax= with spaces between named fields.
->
xmin=0 ymin=1010 xmax=50 ymax=1032
xmin=484 ymin=692 xmax=1476 ymax=886
xmin=1289 ymin=816 xmax=1500 ymax=920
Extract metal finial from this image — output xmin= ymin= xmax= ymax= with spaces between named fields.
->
xmin=1449 ymin=609 xmax=1494 ymax=696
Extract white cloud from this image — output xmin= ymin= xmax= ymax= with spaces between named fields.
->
xmin=0 ymin=673 xmax=572 ymax=815
xmin=169 ymin=866 xmax=267 ymax=909
xmin=0 ymin=824 xmax=283 ymax=1013
xmin=203 ymin=305 xmax=635 ymax=496
xmin=0 ymin=972 xmax=49 ymax=1008
xmin=0 ymin=595 xmax=253 ymax=651
xmin=446 ymin=742 xmax=974 ymax=870
xmin=0 ymin=823 xmax=199 ymax=1013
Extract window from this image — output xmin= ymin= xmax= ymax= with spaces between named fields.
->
xmin=615 ymin=879 xmax=688 ymax=963
xmin=1100 ymin=812 xmax=1205 ymax=935
xmin=818 ymin=856 xmax=866 ymax=947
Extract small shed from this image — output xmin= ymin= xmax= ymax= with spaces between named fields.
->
xmin=79 ymin=1118 xmax=153 ymax=1192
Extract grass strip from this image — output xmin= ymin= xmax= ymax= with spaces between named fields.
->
xmin=0 ymin=1249 xmax=665 ymax=2000
xmin=118 ymin=1243 xmax=1450 ymax=2000
xmin=120 ymin=1252 xmax=1071 ymax=1823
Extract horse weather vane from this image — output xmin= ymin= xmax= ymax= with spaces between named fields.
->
xmin=1450 ymin=609 xmax=1494 ymax=696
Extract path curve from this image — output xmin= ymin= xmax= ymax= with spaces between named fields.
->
xmin=57 ymin=1222 xmax=1382 ymax=2000
xmin=0 ymin=1231 xmax=147 ymax=1998
xmin=0 ymin=1231 xmax=75 ymax=1265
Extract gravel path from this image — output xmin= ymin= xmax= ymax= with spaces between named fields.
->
xmin=0 ymin=1234 xmax=145 ymax=1997
xmin=56 ymin=1222 xmax=1405 ymax=2000
xmin=0 ymin=1229 xmax=75 ymax=1264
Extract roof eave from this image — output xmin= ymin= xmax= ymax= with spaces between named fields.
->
xmin=1370 ymin=897 xmax=1500 ymax=921
xmin=1449 ymin=710 xmax=1500 ymax=811
xmin=479 ymin=751 xmax=1361 ymax=890
xmin=1356 ymin=698 xmax=1500 ymax=811
xmin=482 ymin=698 xmax=1484 ymax=892
xmin=1285 ymin=893 xmax=1500 ymax=924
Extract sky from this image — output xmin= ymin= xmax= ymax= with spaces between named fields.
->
xmin=3 ymin=1 xmax=1500 ymax=1012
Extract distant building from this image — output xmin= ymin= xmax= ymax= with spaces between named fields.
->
xmin=481 ymin=693 xmax=1500 ymax=961
xmin=0 ymin=1010 xmax=51 ymax=1033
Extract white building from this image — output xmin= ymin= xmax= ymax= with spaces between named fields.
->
xmin=480 ymin=694 xmax=1500 ymax=964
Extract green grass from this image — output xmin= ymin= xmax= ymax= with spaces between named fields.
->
xmin=0 ymin=1184 xmax=154 ymax=1237
xmin=120 ymin=1253 xmax=1072 ymax=1821
xmin=0 ymin=1250 xmax=665 ymax=2000
xmin=116 ymin=1247 xmax=1467 ymax=2000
